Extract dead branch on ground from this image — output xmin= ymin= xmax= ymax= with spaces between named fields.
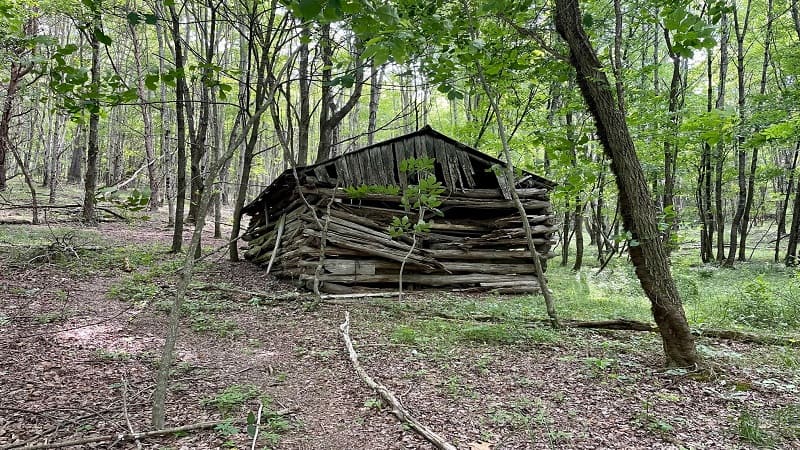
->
xmin=339 ymin=312 xmax=458 ymax=450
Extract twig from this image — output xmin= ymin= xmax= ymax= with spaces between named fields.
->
xmin=265 ymin=215 xmax=286 ymax=275
xmin=250 ymin=401 xmax=263 ymax=450
xmin=0 ymin=421 xmax=223 ymax=450
xmin=121 ymin=375 xmax=143 ymax=450
xmin=339 ymin=312 xmax=457 ymax=450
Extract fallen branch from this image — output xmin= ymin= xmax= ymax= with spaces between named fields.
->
xmin=339 ymin=312 xmax=457 ymax=450
xmin=0 ymin=421 xmax=222 ymax=450
xmin=428 ymin=313 xmax=799 ymax=348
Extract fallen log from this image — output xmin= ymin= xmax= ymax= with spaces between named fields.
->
xmin=339 ymin=312 xmax=457 ymax=450
xmin=427 ymin=313 xmax=799 ymax=348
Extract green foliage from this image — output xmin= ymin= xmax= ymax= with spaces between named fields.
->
xmin=390 ymin=318 xmax=560 ymax=348
xmin=386 ymin=157 xmax=445 ymax=239
xmin=736 ymin=410 xmax=772 ymax=446
xmin=202 ymin=384 xmax=260 ymax=416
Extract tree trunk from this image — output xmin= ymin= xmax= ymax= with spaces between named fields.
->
xmin=186 ymin=1 xmax=218 ymax=223
xmin=554 ymin=0 xmax=699 ymax=367
xmin=572 ymin=201 xmax=584 ymax=271
xmin=777 ymin=142 xmax=800 ymax=262
xmin=82 ymin=11 xmax=101 ymax=225
xmin=786 ymin=175 xmax=800 ymax=265
xmin=0 ymin=58 xmax=31 ymax=191
xmin=169 ymin=4 xmax=187 ymax=253
xmin=714 ymin=12 xmax=730 ymax=262
xmin=725 ymin=2 xmax=751 ymax=267
xmin=297 ymin=23 xmax=311 ymax=165
xmin=367 ymin=61 xmax=383 ymax=145
xmin=66 ymin=125 xmax=84 ymax=183
xmin=699 ymin=53 xmax=714 ymax=263
xmin=316 ymin=25 xmax=365 ymax=163
xmin=130 ymin=20 xmax=161 ymax=210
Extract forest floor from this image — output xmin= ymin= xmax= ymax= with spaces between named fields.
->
xmin=1 ymin=210 xmax=800 ymax=449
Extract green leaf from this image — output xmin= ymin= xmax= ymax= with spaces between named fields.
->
xmin=144 ymin=14 xmax=158 ymax=25
xmin=297 ymin=0 xmax=324 ymax=19
xmin=94 ymin=28 xmax=112 ymax=45
xmin=127 ymin=12 xmax=141 ymax=25
xmin=144 ymin=73 xmax=160 ymax=91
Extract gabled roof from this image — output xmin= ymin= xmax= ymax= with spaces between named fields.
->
xmin=242 ymin=126 xmax=554 ymax=215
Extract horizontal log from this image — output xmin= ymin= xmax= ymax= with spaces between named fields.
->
xmin=299 ymin=258 xmax=543 ymax=275
xmin=450 ymin=188 xmax=548 ymax=199
xmin=428 ymin=248 xmax=556 ymax=260
xmin=300 ymin=273 xmax=541 ymax=286
xmin=492 ymin=214 xmax=557 ymax=227
xmin=302 ymin=229 xmax=439 ymax=270
xmin=303 ymin=187 xmax=550 ymax=210
xmin=429 ymin=238 xmax=556 ymax=249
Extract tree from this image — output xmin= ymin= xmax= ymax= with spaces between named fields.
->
xmin=0 ymin=15 xmax=36 ymax=192
xmin=554 ymin=0 xmax=699 ymax=366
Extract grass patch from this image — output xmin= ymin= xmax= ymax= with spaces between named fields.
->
xmin=390 ymin=319 xmax=560 ymax=348
xmin=526 ymin=252 xmax=800 ymax=335
xmin=736 ymin=409 xmax=773 ymax=446
xmin=202 ymin=384 xmax=261 ymax=416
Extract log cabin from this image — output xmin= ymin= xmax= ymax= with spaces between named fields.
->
xmin=241 ymin=126 xmax=557 ymax=294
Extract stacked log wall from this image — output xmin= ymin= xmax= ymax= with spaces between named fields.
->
xmin=243 ymin=186 xmax=556 ymax=294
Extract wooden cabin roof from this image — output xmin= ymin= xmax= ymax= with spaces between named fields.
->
xmin=242 ymin=126 xmax=555 ymax=215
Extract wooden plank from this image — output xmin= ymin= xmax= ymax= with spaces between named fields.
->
xmin=454 ymin=143 xmax=476 ymax=188
xmin=450 ymin=188 xmax=549 ymax=199
xmin=383 ymin=144 xmax=397 ymax=186
xmin=434 ymin=145 xmax=454 ymax=188
xmin=373 ymin=146 xmax=386 ymax=186
xmin=300 ymin=259 xmax=377 ymax=275
xmin=314 ymin=166 xmax=331 ymax=184
xmin=495 ymin=169 xmax=513 ymax=200
xmin=393 ymin=142 xmax=407 ymax=189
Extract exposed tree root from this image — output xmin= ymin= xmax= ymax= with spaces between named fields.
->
xmin=339 ymin=312 xmax=457 ymax=450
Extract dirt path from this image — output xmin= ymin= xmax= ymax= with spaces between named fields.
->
xmin=2 ymin=221 xmax=799 ymax=449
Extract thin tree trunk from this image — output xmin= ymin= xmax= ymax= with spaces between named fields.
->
xmin=316 ymin=25 xmax=364 ymax=163
xmin=297 ymin=23 xmax=311 ymax=165
xmin=465 ymin=5 xmax=559 ymax=328
xmin=725 ymin=1 xmax=751 ymax=267
xmin=367 ymin=61 xmax=383 ymax=146
xmin=130 ymin=20 xmax=160 ymax=210
xmin=66 ymin=125 xmax=84 ymax=184
xmin=169 ymin=4 xmax=187 ymax=253
xmin=572 ymin=201 xmax=584 ymax=271
xmin=186 ymin=1 xmax=218 ymax=223
xmin=777 ymin=142 xmax=800 ymax=262
xmin=82 ymin=10 xmax=101 ymax=225
xmin=715 ymin=12 xmax=730 ymax=262
xmin=0 ymin=55 xmax=33 ymax=191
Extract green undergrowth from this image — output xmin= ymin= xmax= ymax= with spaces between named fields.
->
xmin=390 ymin=318 xmax=561 ymax=348
xmin=203 ymin=384 xmax=296 ymax=448
xmin=540 ymin=252 xmax=800 ymax=335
